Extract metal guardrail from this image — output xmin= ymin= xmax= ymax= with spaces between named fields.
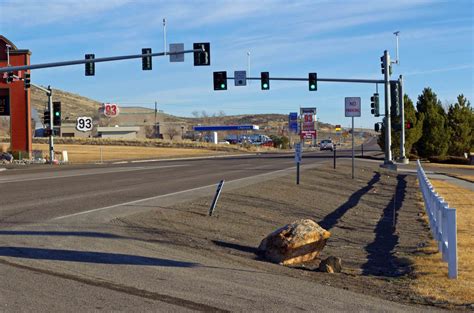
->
xmin=416 ymin=160 xmax=458 ymax=279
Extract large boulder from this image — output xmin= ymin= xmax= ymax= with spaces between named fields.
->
xmin=258 ymin=219 xmax=330 ymax=266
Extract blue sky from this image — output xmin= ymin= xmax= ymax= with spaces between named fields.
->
xmin=1 ymin=0 xmax=472 ymax=128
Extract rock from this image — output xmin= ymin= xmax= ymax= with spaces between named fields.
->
xmin=258 ymin=219 xmax=331 ymax=266
xmin=318 ymin=256 xmax=342 ymax=273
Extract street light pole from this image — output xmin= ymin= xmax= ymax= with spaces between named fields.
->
xmin=154 ymin=101 xmax=158 ymax=138
xmin=247 ymin=51 xmax=251 ymax=85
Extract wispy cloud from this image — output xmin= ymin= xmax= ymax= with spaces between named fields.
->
xmin=0 ymin=0 xmax=132 ymax=27
xmin=404 ymin=64 xmax=474 ymax=76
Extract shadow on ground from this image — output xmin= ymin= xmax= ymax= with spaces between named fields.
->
xmin=212 ymin=240 xmax=259 ymax=254
xmin=318 ymin=172 xmax=381 ymax=231
xmin=0 ymin=246 xmax=199 ymax=267
xmin=362 ymin=175 xmax=412 ymax=277
xmin=0 ymin=231 xmax=123 ymax=239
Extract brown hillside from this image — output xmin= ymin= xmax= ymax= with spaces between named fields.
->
xmin=28 ymin=86 xmax=336 ymax=133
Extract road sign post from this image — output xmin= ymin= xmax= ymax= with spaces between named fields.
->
xmin=295 ymin=142 xmax=302 ymax=185
xmin=209 ymin=180 xmax=225 ymax=216
xmin=345 ymin=97 xmax=361 ymax=179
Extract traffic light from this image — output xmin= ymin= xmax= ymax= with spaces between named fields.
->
xmin=53 ymin=101 xmax=61 ymax=126
xmin=142 ymin=48 xmax=152 ymax=70
xmin=308 ymin=72 xmax=317 ymax=91
xmin=406 ymin=121 xmax=413 ymax=129
xmin=24 ymin=72 xmax=31 ymax=89
xmin=43 ymin=110 xmax=51 ymax=126
xmin=6 ymin=72 xmax=13 ymax=83
xmin=390 ymin=81 xmax=400 ymax=117
xmin=380 ymin=55 xmax=385 ymax=75
xmin=370 ymin=93 xmax=380 ymax=116
xmin=261 ymin=72 xmax=269 ymax=90
xmin=374 ymin=123 xmax=380 ymax=132
xmin=85 ymin=54 xmax=95 ymax=76
xmin=193 ymin=42 xmax=210 ymax=66
xmin=213 ymin=71 xmax=227 ymax=90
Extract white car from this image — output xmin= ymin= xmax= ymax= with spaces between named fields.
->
xmin=320 ymin=139 xmax=334 ymax=151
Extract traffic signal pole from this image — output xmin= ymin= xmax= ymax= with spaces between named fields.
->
xmin=383 ymin=50 xmax=393 ymax=164
xmin=399 ymin=75 xmax=408 ymax=164
xmin=23 ymin=81 xmax=55 ymax=163
xmin=47 ymin=86 xmax=54 ymax=164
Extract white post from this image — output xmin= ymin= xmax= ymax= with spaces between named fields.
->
xmin=447 ymin=208 xmax=458 ymax=279
xmin=163 ymin=18 xmax=167 ymax=55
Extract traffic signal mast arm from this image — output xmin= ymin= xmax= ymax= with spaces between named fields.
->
xmin=0 ymin=47 xmax=205 ymax=73
xmin=226 ymin=75 xmax=385 ymax=84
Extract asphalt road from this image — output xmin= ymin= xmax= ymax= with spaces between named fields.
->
xmin=0 ymin=138 xmax=439 ymax=312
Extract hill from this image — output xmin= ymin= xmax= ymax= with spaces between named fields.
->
xmin=27 ymin=85 xmax=336 ymax=134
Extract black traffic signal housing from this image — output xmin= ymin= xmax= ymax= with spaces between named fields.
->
xmin=85 ymin=54 xmax=95 ymax=76
xmin=53 ymin=101 xmax=61 ymax=126
xmin=374 ymin=123 xmax=380 ymax=132
xmin=213 ymin=71 xmax=227 ymax=90
xmin=43 ymin=110 xmax=51 ymax=126
xmin=261 ymin=72 xmax=269 ymax=90
xmin=6 ymin=72 xmax=14 ymax=83
xmin=193 ymin=42 xmax=210 ymax=66
xmin=406 ymin=121 xmax=413 ymax=129
xmin=142 ymin=48 xmax=152 ymax=70
xmin=370 ymin=93 xmax=380 ymax=117
xmin=390 ymin=81 xmax=400 ymax=117
xmin=24 ymin=72 xmax=31 ymax=89
xmin=380 ymin=56 xmax=385 ymax=74
xmin=308 ymin=73 xmax=317 ymax=91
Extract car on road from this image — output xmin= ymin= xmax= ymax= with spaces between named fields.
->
xmin=320 ymin=139 xmax=334 ymax=151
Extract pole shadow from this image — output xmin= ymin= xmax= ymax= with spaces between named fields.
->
xmin=212 ymin=240 xmax=259 ymax=254
xmin=0 ymin=246 xmax=199 ymax=267
xmin=318 ymin=172 xmax=381 ymax=231
xmin=0 ymin=231 xmax=123 ymax=239
xmin=361 ymin=175 xmax=411 ymax=277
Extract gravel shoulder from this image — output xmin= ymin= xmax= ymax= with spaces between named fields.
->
xmin=118 ymin=159 xmax=463 ymax=311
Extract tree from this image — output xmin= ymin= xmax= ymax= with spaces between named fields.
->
xmin=415 ymin=88 xmax=450 ymax=158
xmin=377 ymin=94 xmax=423 ymax=157
xmin=166 ymin=127 xmax=179 ymax=141
xmin=447 ymin=94 xmax=473 ymax=156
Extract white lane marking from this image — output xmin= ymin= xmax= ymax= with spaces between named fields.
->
xmin=0 ymin=164 xmax=188 ymax=184
xmin=52 ymin=165 xmax=304 ymax=221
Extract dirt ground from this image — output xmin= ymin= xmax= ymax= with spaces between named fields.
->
xmin=117 ymin=159 xmax=470 ymax=311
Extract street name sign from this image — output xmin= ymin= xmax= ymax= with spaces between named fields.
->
xmin=234 ymin=70 xmax=247 ymax=86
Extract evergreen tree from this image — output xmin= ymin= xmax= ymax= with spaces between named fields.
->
xmin=377 ymin=94 xmax=422 ymax=157
xmin=447 ymin=94 xmax=473 ymax=156
xmin=415 ymin=88 xmax=450 ymax=158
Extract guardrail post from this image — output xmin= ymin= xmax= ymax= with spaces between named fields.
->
xmin=447 ymin=208 xmax=458 ymax=279
xmin=416 ymin=160 xmax=458 ymax=279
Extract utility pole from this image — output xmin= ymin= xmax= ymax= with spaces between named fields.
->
xmin=154 ymin=101 xmax=158 ymax=138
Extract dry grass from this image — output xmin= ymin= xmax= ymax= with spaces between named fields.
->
xmin=31 ymin=144 xmax=229 ymax=163
xmin=424 ymin=162 xmax=474 ymax=170
xmin=411 ymin=179 xmax=474 ymax=305
xmin=448 ymin=175 xmax=474 ymax=183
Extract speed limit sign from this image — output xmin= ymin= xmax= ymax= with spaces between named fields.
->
xmin=103 ymin=103 xmax=119 ymax=118
xmin=76 ymin=117 xmax=93 ymax=132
